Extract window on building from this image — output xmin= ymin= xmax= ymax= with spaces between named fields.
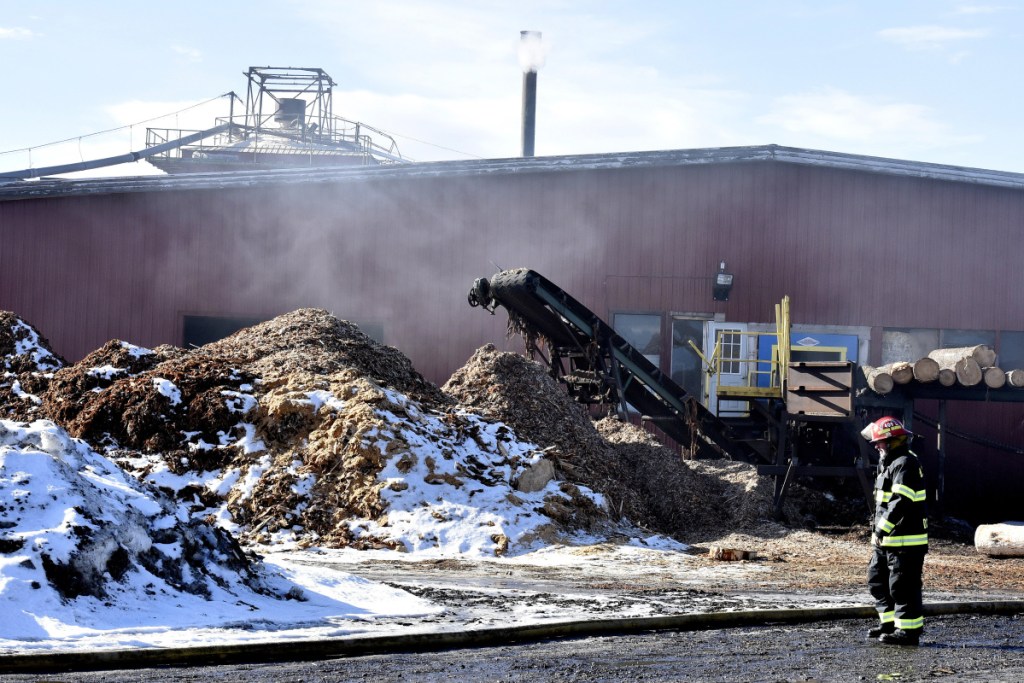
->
xmin=183 ymin=315 xmax=268 ymax=349
xmin=881 ymin=328 xmax=938 ymax=364
xmin=999 ymin=331 xmax=1024 ymax=370
xmin=883 ymin=328 xmax=998 ymax=364
xmin=790 ymin=347 xmax=846 ymax=363
xmin=940 ymin=329 xmax=995 ymax=348
xmin=716 ymin=329 xmax=743 ymax=375
xmin=613 ymin=313 xmax=661 ymax=367
xmin=671 ymin=317 xmax=705 ymax=401
xmin=183 ymin=314 xmax=384 ymax=349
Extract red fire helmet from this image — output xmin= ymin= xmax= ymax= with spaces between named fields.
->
xmin=860 ymin=416 xmax=911 ymax=443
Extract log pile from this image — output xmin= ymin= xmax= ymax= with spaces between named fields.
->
xmin=864 ymin=345 xmax=1024 ymax=395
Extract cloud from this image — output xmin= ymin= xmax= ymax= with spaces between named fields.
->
xmin=172 ymin=44 xmax=203 ymax=63
xmin=952 ymin=5 xmax=1008 ymax=15
xmin=757 ymin=88 xmax=981 ymax=151
xmin=877 ymin=25 xmax=989 ymax=51
xmin=104 ymin=98 xmax=233 ymax=130
xmin=335 ymin=90 xmax=516 ymax=161
xmin=0 ymin=26 xmax=35 ymax=39
xmin=534 ymin=80 xmax=748 ymax=156
xmin=336 ymin=61 xmax=749 ymax=162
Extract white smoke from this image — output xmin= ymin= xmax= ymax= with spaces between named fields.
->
xmin=518 ymin=30 xmax=546 ymax=73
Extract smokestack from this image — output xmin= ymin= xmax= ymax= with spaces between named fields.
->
xmin=519 ymin=30 xmax=544 ymax=157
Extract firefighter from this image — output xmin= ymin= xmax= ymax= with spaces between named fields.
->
xmin=861 ymin=416 xmax=929 ymax=646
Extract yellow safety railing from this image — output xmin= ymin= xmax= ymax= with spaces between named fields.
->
xmin=688 ymin=296 xmax=791 ymax=410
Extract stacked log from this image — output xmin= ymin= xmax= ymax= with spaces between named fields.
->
xmin=861 ymin=365 xmax=893 ymax=395
xmin=882 ymin=361 xmax=914 ymax=385
xmin=860 ymin=345 xmax=1024 ymax=395
xmin=862 ymin=358 xmax=940 ymax=394
xmin=911 ymin=357 xmax=940 ymax=383
xmin=927 ymin=346 xmax=993 ymax=387
xmin=983 ymin=366 xmax=1007 ymax=389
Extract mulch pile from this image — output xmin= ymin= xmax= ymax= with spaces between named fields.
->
xmin=1 ymin=308 xmax=847 ymax=553
xmin=444 ymin=344 xmax=843 ymax=541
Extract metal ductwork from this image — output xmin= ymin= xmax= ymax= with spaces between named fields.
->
xmin=274 ymin=98 xmax=306 ymax=128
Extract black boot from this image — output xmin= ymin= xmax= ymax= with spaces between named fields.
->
xmin=879 ymin=629 xmax=921 ymax=646
xmin=867 ymin=622 xmax=895 ymax=639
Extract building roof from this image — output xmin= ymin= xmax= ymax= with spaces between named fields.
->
xmin=2 ymin=144 xmax=1023 ymax=202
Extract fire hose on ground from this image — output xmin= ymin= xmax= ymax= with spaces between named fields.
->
xmin=2 ymin=600 xmax=1023 ymax=674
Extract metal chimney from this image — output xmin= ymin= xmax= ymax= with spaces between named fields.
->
xmin=519 ymin=30 xmax=543 ymax=157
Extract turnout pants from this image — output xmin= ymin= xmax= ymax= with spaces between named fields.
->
xmin=867 ymin=546 xmax=926 ymax=633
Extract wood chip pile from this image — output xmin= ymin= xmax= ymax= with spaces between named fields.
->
xmin=201 ymin=308 xmax=448 ymax=406
xmin=443 ymin=345 xmax=844 ymax=540
xmin=443 ymin=343 xmax=607 ymax=465
xmin=1 ymin=308 xmax=849 ymax=555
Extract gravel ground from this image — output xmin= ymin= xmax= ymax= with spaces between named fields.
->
xmin=199 ymin=613 xmax=1024 ymax=682
xmin=3 ymin=614 xmax=1021 ymax=682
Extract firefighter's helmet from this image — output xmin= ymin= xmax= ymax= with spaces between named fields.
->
xmin=860 ymin=416 xmax=911 ymax=443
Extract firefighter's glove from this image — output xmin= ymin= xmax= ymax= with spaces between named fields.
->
xmin=871 ymin=533 xmax=882 ymax=548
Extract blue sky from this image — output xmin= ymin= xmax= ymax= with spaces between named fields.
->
xmin=0 ymin=1 xmax=1021 ymax=176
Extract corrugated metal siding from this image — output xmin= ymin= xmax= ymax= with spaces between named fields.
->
xmin=3 ymin=160 xmax=1023 ymax=380
xmin=1 ymin=158 xmax=1023 ymax=517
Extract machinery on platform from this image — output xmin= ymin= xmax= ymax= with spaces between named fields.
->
xmin=145 ymin=66 xmax=404 ymax=173
xmin=0 ymin=66 xmax=403 ymax=181
xmin=469 ymin=268 xmax=877 ymax=514
xmin=471 ymin=268 xmax=1024 ymax=515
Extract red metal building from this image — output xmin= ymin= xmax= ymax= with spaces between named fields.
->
xmin=1 ymin=145 xmax=1022 ymax=519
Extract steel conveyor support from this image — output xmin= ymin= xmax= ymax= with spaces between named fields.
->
xmin=469 ymin=268 xmax=757 ymax=461
xmin=0 ymin=123 xmax=235 ymax=180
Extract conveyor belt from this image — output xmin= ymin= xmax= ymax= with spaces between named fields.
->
xmin=469 ymin=268 xmax=757 ymax=461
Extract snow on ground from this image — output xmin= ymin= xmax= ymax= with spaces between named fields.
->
xmin=0 ymin=416 xmax=694 ymax=656
xmin=0 ymin=420 xmax=440 ymax=654
xmin=0 ymin=416 xmax=730 ymax=656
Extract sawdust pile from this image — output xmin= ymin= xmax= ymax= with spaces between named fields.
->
xmin=0 ymin=310 xmax=610 ymax=556
xmin=1 ymin=308 xmax=843 ymax=560
xmin=443 ymin=344 xmax=607 ymax=465
xmin=443 ymin=345 xmax=835 ymax=541
xmin=201 ymin=309 xmax=447 ymax=406
xmin=593 ymin=417 xmax=786 ymax=540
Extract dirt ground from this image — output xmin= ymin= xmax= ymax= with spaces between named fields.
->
xmin=688 ymin=526 xmax=1024 ymax=598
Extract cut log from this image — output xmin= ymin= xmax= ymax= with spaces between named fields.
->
xmin=975 ymin=522 xmax=1024 ymax=557
xmin=1008 ymin=369 xmax=1024 ymax=388
xmin=877 ymin=361 xmax=914 ymax=385
xmin=975 ymin=345 xmax=998 ymax=367
xmin=938 ymin=368 xmax=957 ymax=386
xmin=983 ymin=366 xmax=1007 ymax=389
xmin=861 ymin=365 xmax=893 ymax=395
xmin=709 ymin=546 xmax=757 ymax=561
xmin=912 ymin=357 xmax=940 ymax=383
xmin=927 ymin=347 xmax=984 ymax=387
xmin=930 ymin=344 xmax=997 ymax=366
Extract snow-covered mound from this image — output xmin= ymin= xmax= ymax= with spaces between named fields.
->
xmin=31 ymin=310 xmax=611 ymax=556
xmin=0 ymin=311 xmax=66 ymax=422
xmin=115 ymin=371 xmax=608 ymax=555
xmin=0 ymin=419 xmax=439 ymax=644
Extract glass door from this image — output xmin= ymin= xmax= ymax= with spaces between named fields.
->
xmin=670 ymin=317 xmax=706 ymax=404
